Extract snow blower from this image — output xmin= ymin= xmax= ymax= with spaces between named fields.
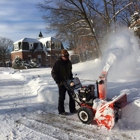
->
xmin=64 ymin=71 xmax=127 ymax=130
xmin=64 ymin=55 xmax=127 ymax=130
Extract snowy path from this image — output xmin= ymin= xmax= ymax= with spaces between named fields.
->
xmin=0 ymin=71 xmax=32 ymax=98
xmin=0 ymin=66 xmax=140 ymax=140
xmin=0 ymin=71 xmax=36 ymax=139
xmin=0 ymin=71 xmax=37 ymax=113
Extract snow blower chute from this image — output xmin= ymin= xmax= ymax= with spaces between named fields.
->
xmin=64 ymin=53 xmax=127 ymax=130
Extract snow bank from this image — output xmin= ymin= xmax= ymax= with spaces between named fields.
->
xmin=37 ymin=82 xmax=58 ymax=104
xmin=122 ymin=99 xmax=140 ymax=124
xmin=120 ymin=88 xmax=140 ymax=124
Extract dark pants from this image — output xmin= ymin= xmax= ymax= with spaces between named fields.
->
xmin=58 ymin=85 xmax=76 ymax=114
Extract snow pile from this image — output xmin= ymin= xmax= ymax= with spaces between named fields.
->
xmin=37 ymin=82 xmax=58 ymax=104
xmin=122 ymin=98 xmax=140 ymax=124
xmin=4 ymin=68 xmax=59 ymax=105
xmin=120 ymin=88 xmax=140 ymax=125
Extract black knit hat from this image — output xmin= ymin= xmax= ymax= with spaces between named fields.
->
xmin=61 ymin=49 xmax=69 ymax=57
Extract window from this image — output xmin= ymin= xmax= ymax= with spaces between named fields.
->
xmin=38 ymin=55 xmax=41 ymax=63
xmin=19 ymin=42 xmax=22 ymax=50
xmin=22 ymin=42 xmax=29 ymax=50
xmin=29 ymin=43 xmax=33 ymax=50
xmin=51 ymin=42 xmax=55 ymax=49
xmin=46 ymin=41 xmax=51 ymax=48
xmin=14 ymin=44 xmax=19 ymax=51
xmin=34 ymin=43 xmax=38 ymax=50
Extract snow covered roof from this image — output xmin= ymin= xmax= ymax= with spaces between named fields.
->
xmin=38 ymin=37 xmax=61 ymax=43
xmin=14 ymin=38 xmax=41 ymax=44
xmin=14 ymin=37 xmax=61 ymax=45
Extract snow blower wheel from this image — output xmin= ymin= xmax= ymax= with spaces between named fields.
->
xmin=78 ymin=107 xmax=94 ymax=124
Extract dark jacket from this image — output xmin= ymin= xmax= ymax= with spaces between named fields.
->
xmin=51 ymin=57 xmax=73 ymax=84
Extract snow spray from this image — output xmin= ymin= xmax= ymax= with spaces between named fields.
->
xmin=101 ymin=27 xmax=139 ymax=80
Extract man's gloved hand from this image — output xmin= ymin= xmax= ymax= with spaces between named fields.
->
xmin=57 ymin=82 xmax=63 ymax=86
xmin=71 ymin=76 xmax=74 ymax=79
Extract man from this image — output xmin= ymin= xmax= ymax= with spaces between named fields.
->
xmin=51 ymin=49 xmax=77 ymax=115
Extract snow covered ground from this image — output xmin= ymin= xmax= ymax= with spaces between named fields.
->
xmin=0 ymin=28 xmax=140 ymax=140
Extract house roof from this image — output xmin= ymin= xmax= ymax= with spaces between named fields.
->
xmin=14 ymin=38 xmax=40 ymax=44
xmin=38 ymin=37 xmax=61 ymax=43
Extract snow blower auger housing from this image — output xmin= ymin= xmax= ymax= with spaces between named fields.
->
xmin=64 ymin=71 xmax=127 ymax=130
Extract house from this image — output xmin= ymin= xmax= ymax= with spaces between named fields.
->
xmin=38 ymin=36 xmax=64 ymax=67
xmin=11 ymin=38 xmax=47 ymax=66
xmin=11 ymin=34 xmax=64 ymax=67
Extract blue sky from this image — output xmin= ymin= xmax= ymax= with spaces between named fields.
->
xmin=0 ymin=0 xmax=51 ymax=42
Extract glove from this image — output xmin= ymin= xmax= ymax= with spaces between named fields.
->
xmin=57 ymin=82 xmax=63 ymax=86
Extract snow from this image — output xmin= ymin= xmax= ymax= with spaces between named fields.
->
xmin=14 ymin=38 xmax=40 ymax=44
xmin=0 ymin=28 xmax=140 ymax=139
xmin=39 ymin=37 xmax=61 ymax=43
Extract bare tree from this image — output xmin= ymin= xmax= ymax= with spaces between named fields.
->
xmin=37 ymin=0 xmax=135 ymax=58
xmin=38 ymin=0 xmax=102 ymax=57
xmin=0 ymin=37 xmax=13 ymax=67
xmin=117 ymin=0 xmax=140 ymax=26
xmin=88 ymin=0 xmax=132 ymax=32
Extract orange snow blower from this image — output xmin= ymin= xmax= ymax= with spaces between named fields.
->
xmin=64 ymin=70 xmax=127 ymax=130
xmin=94 ymin=70 xmax=127 ymax=130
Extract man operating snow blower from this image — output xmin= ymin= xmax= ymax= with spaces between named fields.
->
xmin=51 ymin=49 xmax=77 ymax=115
xmin=60 ymin=51 xmax=127 ymax=130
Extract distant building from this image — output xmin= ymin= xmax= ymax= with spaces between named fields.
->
xmin=11 ymin=32 xmax=64 ymax=67
xmin=38 ymin=36 xmax=64 ymax=67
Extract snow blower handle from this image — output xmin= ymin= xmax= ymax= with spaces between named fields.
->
xmin=64 ymin=77 xmax=82 ymax=91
